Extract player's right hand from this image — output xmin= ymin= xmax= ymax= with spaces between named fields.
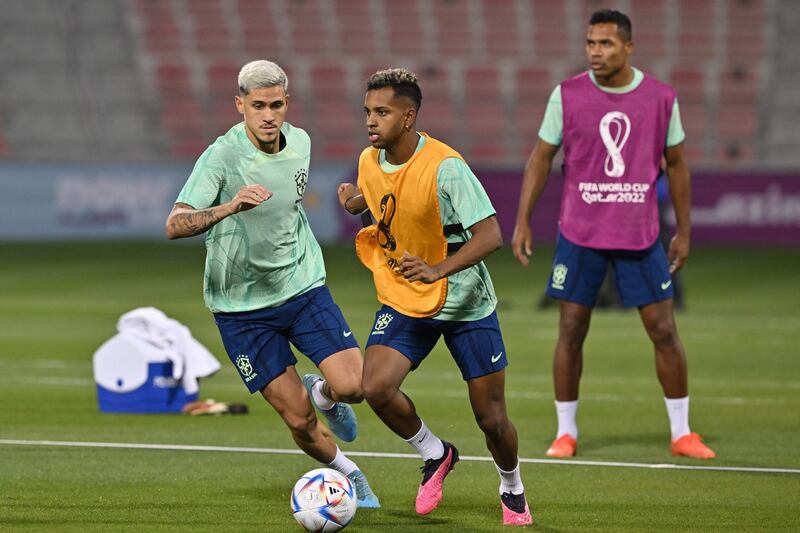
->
xmin=230 ymin=184 xmax=272 ymax=213
xmin=511 ymin=223 xmax=533 ymax=266
xmin=337 ymin=183 xmax=359 ymax=210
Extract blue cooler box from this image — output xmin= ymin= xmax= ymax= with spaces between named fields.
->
xmin=93 ymin=334 xmax=197 ymax=413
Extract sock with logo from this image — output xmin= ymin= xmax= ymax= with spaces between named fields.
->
xmin=496 ymin=462 xmax=525 ymax=495
xmin=555 ymin=400 xmax=579 ymax=438
xmin=405 ymin=420 xmax=445 ymax=461
xmin=327 ymin=446 xmax=358 ymax=476
xmin=664 ymin=396 xmax=691 ymax=441
xmin=311 ymin=379 xmax=336 ymax=410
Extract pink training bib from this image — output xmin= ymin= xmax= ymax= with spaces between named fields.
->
xmin=559 ymin=72 xmax=676 ymax=250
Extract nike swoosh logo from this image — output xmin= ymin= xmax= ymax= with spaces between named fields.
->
xmin=661 ymin=280 xmax=672 ymax=290
xmin=343 ymin=331 xmax=353 ymax=337
xmin=491 ymin=352 xmax=503 ymax=363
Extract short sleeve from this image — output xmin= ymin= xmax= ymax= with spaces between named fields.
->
xmin=537 ymin=85 xmax=563 ymax=146
xmin=437 ymin=157 xmax=496 ymax=230
xmin=175 ymin=145 xmax=227 ymax=209
xmin=666 ymin=99 xmax=686 ymax=147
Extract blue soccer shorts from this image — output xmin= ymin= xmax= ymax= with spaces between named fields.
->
xmin=545 ymin=232 xmax=675 ymax=308
xmin=213 ymin=285 xmax=359 ymax=393
xmin=365 ymin=306 xmax=508 ymax=380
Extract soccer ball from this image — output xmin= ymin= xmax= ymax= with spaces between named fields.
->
xmin=291 ymin=468 xmax=357 ymax=532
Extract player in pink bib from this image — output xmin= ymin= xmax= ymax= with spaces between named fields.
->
xmin=512 ymin=9 xmax=715 ymax=460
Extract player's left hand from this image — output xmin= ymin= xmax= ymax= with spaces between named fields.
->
xmin=399 ymin=252 xmax=440 ymax=283
xmin=667 ymin=234 xmax=690 ymax=273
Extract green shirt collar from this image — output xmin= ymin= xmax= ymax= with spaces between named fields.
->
xmin=588 ymin=67 xmax=643 ymax=94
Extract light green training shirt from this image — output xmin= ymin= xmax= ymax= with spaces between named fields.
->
xmin=379 ymin=134 xmax=498 ymax=321
xmin=538 ymin=68 xmax=686 ymax=147
xmin=176 ymin=122 xmax=325 ymax=313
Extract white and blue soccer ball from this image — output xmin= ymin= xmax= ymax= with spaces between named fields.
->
xmin=291 ymin=468 xmax=357 ymax=532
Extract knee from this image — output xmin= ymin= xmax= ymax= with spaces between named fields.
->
xmin=362 ymin=376 xmax=395 ymax=409
xmin=648 ymin=317 xmax=679 ymax=349
xmin=475 ymin=411 xmax=510 ymax=440
xmin=284 ymin=411 xmax=317 ymax=441
xmin=333 ymin=382 xmax=363 ymax=404
xmin=559 ymin=315 xmax=589 ymax=348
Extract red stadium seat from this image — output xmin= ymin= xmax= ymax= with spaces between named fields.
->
xmin=155 ymin=62 xmax=194 ymax=98
xmin=464 ymin=65 xmax=503 ymax=102
xmin=515 ymin=66 xmax=555 ymax=106
xmin=206 ymin=62 xmax=241 ymax=99
xmin=418 ymin=101 xmax=457 ymax=143
xmin=529 ymin=1 xmax=571 ymax=60
xmin=718 ymin=106 xmax=758 ymax=137
xmin=719 ymin=66 xmax=759 ymax=106
xmin=432 ymin=0 xmax=474 ymax=58
xmin=678 ymin=104 xmax=709 ymax=142
xmin=287 ymin=0 xmax=332 ymax=57
xmin=236 ymin=0 xmax=282 ymax=56
xmin=481 ymin=0 xmax=522 ymax=58
xmin=212 ymin=100 xmax=242 ymax=135
xmin=333 ymin=0 xmax=381 ymax=57
xmin=161 ymin=99 xmax=205 ymax=138
xmin=677 ymin=0 xmax=716 ymax=64
xmin=385 ymin=0 xmax=425 ymax=56
xmin=187 ymin=0 xmax=234 ymax=57
xmin=669 ymin=67 xmax=706 ymax=105
xmin=515 ymin=102 xmax=547 ymax=147
xmin=628 ymin=0 xmax=667 ymax=67
xmin=463 ymin=103 xmax=508 ymax=152
xmin=309 ymin=64 xmax=352 ymax=104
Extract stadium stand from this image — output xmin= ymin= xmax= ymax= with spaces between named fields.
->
xmin=0 ymin=0 xmax=788 ymax=168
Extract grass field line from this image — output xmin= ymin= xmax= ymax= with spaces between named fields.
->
xmin=403 ymin=388 xmax=791 ymax=406
xmin=2 ymin=438 xmax=799 ymax=476
xmin=9 ymin=360 xmax=800 ymax=390
xmin=1 ymin=376 xmax=794 ymax=405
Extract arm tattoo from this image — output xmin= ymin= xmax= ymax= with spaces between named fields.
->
xmin=170 ymin=207 xmax=227 ymax=237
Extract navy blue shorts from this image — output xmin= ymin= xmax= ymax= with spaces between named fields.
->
xmin=365 ymin=306 xmax=508 ymax=380
xmin=213 ymin=286 xmax=359 ymax=393
xmin=545 ymin=233 xmax=674 ymax=308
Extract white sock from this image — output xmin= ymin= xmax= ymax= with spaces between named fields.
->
xmin=555 ymin=400 xmax=579 ymax=438
xmin=664 ymin=396 xmax=691 ymax=441
xmin=311 ymin=379 xmax=336 ymax=410
xmin=327 ymin=446 xmax=358 ymax=476
xmin=495 ymin=462 xmax=524 ymax=495
xmin=405 ymin=420 xmax=444 ymax=461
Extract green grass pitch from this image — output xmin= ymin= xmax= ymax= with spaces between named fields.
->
xmin=1 ymin=241 xmax=799 ymax=531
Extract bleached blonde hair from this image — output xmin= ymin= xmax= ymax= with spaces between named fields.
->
xmin=238 ymin=60 xmax=288 ymax=95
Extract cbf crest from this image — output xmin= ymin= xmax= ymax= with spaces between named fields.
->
xmin=551 ymin=264 xmax=568 ymax=290
xmin=371 ymin=312 xmax=394 ymax=335
xmin=294 ymin=168 xmax=308 ymax=196
xmin=235 ymin=354 xmax=258 ymax=382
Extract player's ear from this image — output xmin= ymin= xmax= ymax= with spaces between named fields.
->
xmin=405 ymin=107 xmax=416 ymax=130
xmin=235 ymin=95 xmax=245 ymax=115
xmin=624 ymin=39 xmax=634 ymax=55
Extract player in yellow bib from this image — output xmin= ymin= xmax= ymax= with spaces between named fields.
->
xmin=338 ymin=68 xmax=533 ymax=526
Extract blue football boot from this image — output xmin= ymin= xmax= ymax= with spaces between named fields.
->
xmin=347 ymin=469 xmax=381 ymax=508
xmin=302 ymin=373 xmax=358 ymax=442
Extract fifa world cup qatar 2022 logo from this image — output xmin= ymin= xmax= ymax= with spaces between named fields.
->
xmin=599 ymin=111 xmax=631 ymax=178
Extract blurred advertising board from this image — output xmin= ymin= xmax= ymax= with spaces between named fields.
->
xmin=0 ymin=164 xmax=346 ymax=242
xmin=475 ymin=171 xmax=800 ymax=246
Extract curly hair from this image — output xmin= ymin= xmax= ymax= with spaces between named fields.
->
xmin=366 ymin=68 xmax=422 ymax=110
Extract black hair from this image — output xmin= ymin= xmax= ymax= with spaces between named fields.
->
xmin=590 ymin=9 xmax=632 ymax=42
xmin=366 ymin=68 xmax=422 ymax=110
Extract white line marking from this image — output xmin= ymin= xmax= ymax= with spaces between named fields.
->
xmin=3 ymin=376 xmax=795 ymax=405
xmin=1 ymin=439 xmax=798 ymax=475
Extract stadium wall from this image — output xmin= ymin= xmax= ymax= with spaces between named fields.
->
xmin=1 ymin=164 xmax=798 ymax=246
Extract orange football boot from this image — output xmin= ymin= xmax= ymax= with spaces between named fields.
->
xmin=545 ymin=434 xmax=577 ymax=458
xmin=671 ymin=433 xmax=716 ymax=459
